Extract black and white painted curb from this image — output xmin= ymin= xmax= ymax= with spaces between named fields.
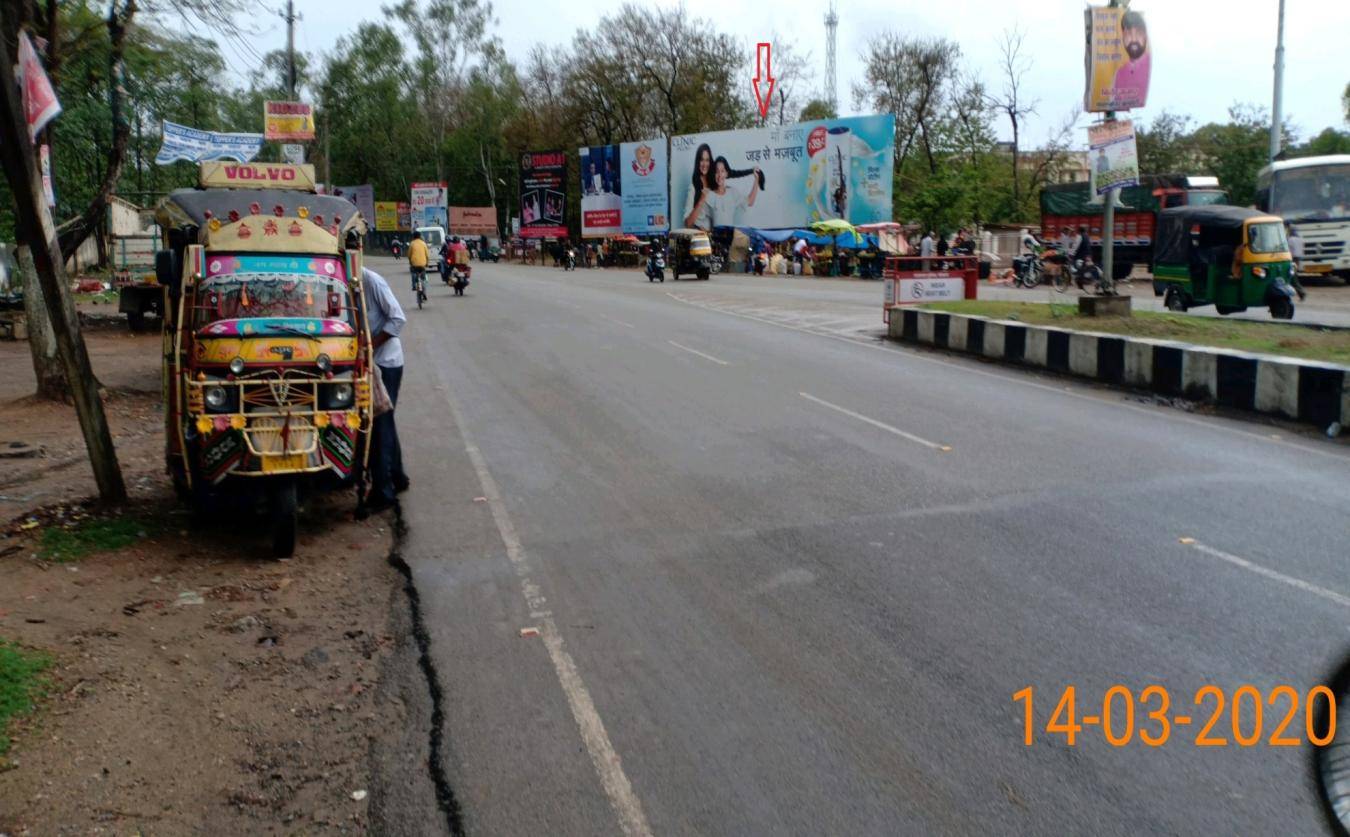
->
xmin=890 ymin=308 xmax=1350 ymax=430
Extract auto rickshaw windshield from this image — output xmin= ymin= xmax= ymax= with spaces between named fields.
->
xmin=1247 ymin=221 xmax=1288 ymax=254
xmin=194 ymin=272 xmax=355 ymax=329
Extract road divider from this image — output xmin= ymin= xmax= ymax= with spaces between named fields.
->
xmin=799 ymin=392 xmax=951 ymax=452
xmin=892 ymin=308 xmax=1350 ymax=433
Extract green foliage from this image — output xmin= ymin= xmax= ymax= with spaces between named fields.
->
xmin=1191 ymin=105 xmax=1288 ymax=206
xmin=0 ymin=641 xmax=52 ymax=756
xmin=39 ymin=515 xmax=155 ymax=562
xmin=1298 ymin=127 xmax=1350 ymax=157
xmin=798 ymin=99 xmax=837 ymax=122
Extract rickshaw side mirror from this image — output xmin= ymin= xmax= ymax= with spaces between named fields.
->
xmin=156 ymin=250 xmax=182 ymax=296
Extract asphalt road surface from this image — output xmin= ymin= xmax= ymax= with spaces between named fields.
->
xmin=380 ymin=255 xmax=1350 ymax=836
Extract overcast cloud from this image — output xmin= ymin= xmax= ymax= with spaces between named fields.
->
xmin=251 ymin=0 xmax=1349 ymax=148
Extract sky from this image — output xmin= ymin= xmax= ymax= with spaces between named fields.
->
xmin=232 ymin=0 xmax=1348 ymax=149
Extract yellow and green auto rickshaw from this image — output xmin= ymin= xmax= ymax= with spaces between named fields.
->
xmin=670 ymin=228 xmax=712 ymax=280
xmin=156 ymin=162 xmax=375 ymax=556
xmin=1152 ymin=205 xmax=1297 ymax=319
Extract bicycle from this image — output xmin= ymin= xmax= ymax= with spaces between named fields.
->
xmin=411 ymin=267 xmax=427 ymax=309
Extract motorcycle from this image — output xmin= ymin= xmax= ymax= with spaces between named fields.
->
xmin=390 ymin=239 xmax=404 ymax=259
xmin=565 ymin=248 xmax=577 ymax=271
xmin=646 ymin=254 xmax=666 ymax=283
xmin=440 ymin=255 xmax=471 ymax=296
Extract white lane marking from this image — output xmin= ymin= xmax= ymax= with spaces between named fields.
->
xmin=666 ymin=339 xmax=729 ymax=366
xmin=1180 ymin=538 xmax=1350 ymax=609
xmin=431 ymin=385 xmax=653 ymax=837
xmin=666 ymin=292 xmax=1350 ymax=465
xmin=598 ymin=313 xmax=636 ymax=329
xmin=799 ymin=392 xmax=951 ymax=452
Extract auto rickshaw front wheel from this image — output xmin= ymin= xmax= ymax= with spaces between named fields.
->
xmin=268 ymin=480 xmax=298 ymax=558
xmin=1164 ymin=286 xmax=1189 ymax=312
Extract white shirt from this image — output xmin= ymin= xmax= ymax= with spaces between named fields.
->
xmin=704 ymin=186 xmax=747 ymax=228
xmin=591 ymin=173 xmax=603 ymax=194
xmin=1288 ymin=232 xmax=1304 ymax=260
xmin=793 ymin=239 xmax=808 ymax=256
xmin=920 ymin=235 xmax=934 ymax=257
xmin=362 ymin=267 xmax=406 ymax=369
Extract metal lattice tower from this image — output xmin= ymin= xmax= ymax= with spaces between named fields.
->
xmin=824 ymin=1 xmax=838 ymax=113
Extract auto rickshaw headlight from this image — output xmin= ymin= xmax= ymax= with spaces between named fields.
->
xmin=1253 ymin=267 xmax=1267 ymax=278
xmin=204 ymin=385 xmax=231 ymax=412
xmin=316 ymin=353 xmax=333 ymax=373
xmin=228 ymin=357 xmax=246 ymax=376
xmin=322 ymin=382 xmax=354 ymax=408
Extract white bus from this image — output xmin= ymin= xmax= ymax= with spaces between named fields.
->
xmin=1256 ymin=155 xmax=1350 ymax=280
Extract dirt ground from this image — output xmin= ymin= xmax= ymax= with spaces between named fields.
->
xmin=0 ymin=313 xmax=435 ymax=834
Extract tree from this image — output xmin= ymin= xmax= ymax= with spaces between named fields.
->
xmin=1135 ymin=111 xmax=1196 ymax=175
xmin=1297 ymin=127 xmax=1350 ymax=157
xmin=761 ymin=35 xmax=811 ymax=127
xmin=988 ymin=27 xmax=1036 ymax=212
xmin=798 ymin=99 xmax=836 ymax=122
xmin=853 ymin=34 xmax=962 ymax=174
xmin=1191 ymin=104 xmax=1291 ymax=206
xmin=382 ymin=0 xmax=497 ymax=184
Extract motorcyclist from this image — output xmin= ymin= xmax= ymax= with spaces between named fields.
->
xmin=1071 ymin=225 xmax=1092 ymax=286
xmin=646 ymin=243 xmax=665 ymax=280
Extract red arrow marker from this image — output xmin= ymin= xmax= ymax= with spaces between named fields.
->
xmin=753 ymin=42 xmax=776 ymax=121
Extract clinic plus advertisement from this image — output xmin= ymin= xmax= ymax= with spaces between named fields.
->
xmin=669 ymin=114 xmax=895 ymax=231
xmin=578 ymin=139 xmax=668 ymax=237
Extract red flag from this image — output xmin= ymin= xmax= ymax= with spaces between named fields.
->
xmin=18 ymin=31 xmax=62 ymax=139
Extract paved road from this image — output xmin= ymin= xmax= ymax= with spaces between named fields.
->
xmin=382 ymin=256 xmax=1350 ymax=836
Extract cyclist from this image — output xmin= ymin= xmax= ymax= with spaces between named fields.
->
xmin=407 ymin=230 xmax=429 ymax=294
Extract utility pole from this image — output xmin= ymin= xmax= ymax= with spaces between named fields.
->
xmin=824 ymin=1 xmax=838 ymax=115
xmin=1100 ymin=0 xmax=1120 ymax=290
xmin=1269 ymin=0 xmax=1286 ymax=161
xmin=284 ymin=0 xmax=297 ymax=100
xmin=0 ymin=17 xmax=126 ymax=503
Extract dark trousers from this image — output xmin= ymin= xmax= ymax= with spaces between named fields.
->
xmin=371 ymin=363 xmax=406 ymax=502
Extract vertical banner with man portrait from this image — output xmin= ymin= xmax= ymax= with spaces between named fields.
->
xmin=519 ymin=150 xmax=567 ymax=238
xmin=579 ymin=145 xmax=622 ymax=237
xmin=620 ymin=139 xmax=668 ymax=235
xmin=1084 ymin=6 xmax=1151 ymax=112
xmin=1088 ymin=120 xmax=1140 ymax=195
xmin=669 ymin=115 xmax=895 ymax=231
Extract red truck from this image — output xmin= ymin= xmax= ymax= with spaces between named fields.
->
xmin=1039 ymin=174 xmax=1227 ymax=280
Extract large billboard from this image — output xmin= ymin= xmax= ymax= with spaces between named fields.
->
xmin=580 ymin=145 xmax=622 ymax=237
xmin=410 ymin=182 xmax=447 ymax=229
xmin=578 ymin=140 xmax=669 ymax=237
xmin=670 ymin=115 xmax=895 ymax=231
xmin=330 ymin=185 xmax=375 ymax=227
xmin=1084 ymin=6 xmax=1150 ymax=112
xmin=449 ymin=206 xmax=499 ymax=237
xmin=519 ymin=150 xmax=567 ymax=238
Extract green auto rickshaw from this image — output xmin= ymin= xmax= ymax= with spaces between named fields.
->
xmin=1152 ymin=205 xmax=1297 ymax=319
xmin=670 ymin=228 xmax=712 ymax=280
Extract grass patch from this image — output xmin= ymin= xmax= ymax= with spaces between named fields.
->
xmin=923 ymin=300 xmax=1350 ymax=365
xmin=73 ymin=289 xmax=119 ymax=305
xmin=0 ymin=641 xmax=52 ymax=756
xmin=39 ymin=515 xmax=154 ymax=563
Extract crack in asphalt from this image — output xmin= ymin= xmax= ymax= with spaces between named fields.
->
xmin=386 ymin=504 xmax=465 ymax=837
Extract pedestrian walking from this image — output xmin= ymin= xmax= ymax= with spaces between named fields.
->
xmin=1286 ymin=223 xmax=1308 ymax=301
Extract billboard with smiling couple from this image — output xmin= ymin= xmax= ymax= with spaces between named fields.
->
xmin=670 ymin=114 xmax=895 ymax=231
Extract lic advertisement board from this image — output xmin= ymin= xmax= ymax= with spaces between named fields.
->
xmin=519 ymin=150 xmax=567 ymax=238
xmin=670 ymin=114 xmax=894 ymax=231
xmin=578 ymin=139 xmax=668 ymax=237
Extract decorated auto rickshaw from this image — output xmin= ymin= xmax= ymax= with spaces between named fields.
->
xmin=670 ymin=228 xmax=712 ymax=280
xmin=156 ymin=162 xmax=375 ymax=556
xmin=1152 ymin=205 xmax=1296 ymax=319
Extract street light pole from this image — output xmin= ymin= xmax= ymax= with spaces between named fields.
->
xmin=1270 ymin=0 xmax=1286 ymax=161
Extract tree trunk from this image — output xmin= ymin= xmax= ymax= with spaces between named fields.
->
xmin=1010 ymin=118 xmax=1021 ymax=212
xmin=0 ymin=9 xmax=126 ymax=503
xmin=18 ymin=244 xmax=70 ymax=400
